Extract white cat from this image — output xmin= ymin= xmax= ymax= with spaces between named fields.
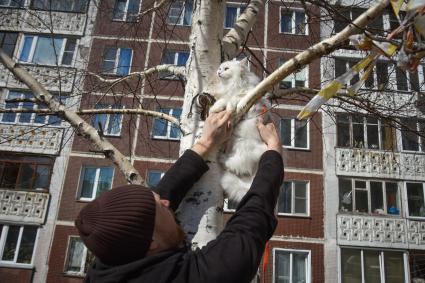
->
xmin=209 ymin=58 xmax=270 ymax=203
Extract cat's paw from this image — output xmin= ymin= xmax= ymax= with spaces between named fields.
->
xmin=209 ymin=100 xmax=227 ymax=113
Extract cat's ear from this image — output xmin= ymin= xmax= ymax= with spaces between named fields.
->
xmin=239 ymin=57 xmax=249 ymax=67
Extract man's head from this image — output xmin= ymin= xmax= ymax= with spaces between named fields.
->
xmin=75 ymin=185 xmax=185 ymax=266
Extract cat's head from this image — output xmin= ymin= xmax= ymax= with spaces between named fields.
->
xmin=216 ymin=57 xmax=250 ymax=83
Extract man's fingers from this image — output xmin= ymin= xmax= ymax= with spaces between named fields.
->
xmin=217 ymin=110 xmax=232 ymax=125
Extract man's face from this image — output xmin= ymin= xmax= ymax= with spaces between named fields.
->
xmin=152 ymin=193 xmax=186 ymax=250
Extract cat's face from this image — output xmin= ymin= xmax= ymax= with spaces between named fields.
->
xmin=216 ymin=58 xmax=249 ymax=82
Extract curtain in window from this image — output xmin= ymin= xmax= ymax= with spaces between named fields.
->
xmin=278 ymin=182 xmax=292 ymax=213
xmin=96 ymin=168 xmax=113 ymax=198
xmin=293 ymin=253 xmax=307 ymax=283
xmin=280 ymin=11 xmax=292 ymax=33
xmin=32 ymin=37 xmax=63 ymax=65
xmin=80 ymin=168 xmax=97 ymax=198
xmin=183 ymin=0 xmax=193 ymax=25
xmin=275 ymin=252 xmax=290 ymax=283
xmin=66 ymin=238 xmax=85 ymax=272
xmin=295 ymin=12 xmax=306 ymax=34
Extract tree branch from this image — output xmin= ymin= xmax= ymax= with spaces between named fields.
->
xmin=235 ymin=0 xmax=390 ymax=117
xmin=221 ymin=0 xmax=265 ymax=60
xmin=137 ymin=0 xmax=168 ymax=19
xmin=0 ymin=49 xmax=145 ymax=185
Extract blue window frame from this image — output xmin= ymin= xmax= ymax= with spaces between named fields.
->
xmin=101 ymin=47 xmax=133 ymax=75
xmin=152 ymin=108 xmax=182 ymax=140
xmin=112 ymin=0 xmax=140 ymax=22
xmin=91 ymin=104 xmax=123 ymax=136
xmin=18 ymin=35 xmax=77 ymax=66
xmin=79 ymin=167 xmax=114 ymax=201
xmin=167 ymin=0 xmax=193 ymax=26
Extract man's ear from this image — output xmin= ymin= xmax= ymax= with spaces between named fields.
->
xmin=148 ymin=239 xmax=160 ymax=253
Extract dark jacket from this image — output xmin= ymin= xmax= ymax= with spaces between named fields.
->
xmin=85 ymin=149 xmax=284 ymax=283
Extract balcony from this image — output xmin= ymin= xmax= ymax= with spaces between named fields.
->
xmin=0 ymin=189 xmax=49 ymax=225
xmin=335 ymin=148 xmax=425 ymax=181
xmin=0 ymin=124 xmax=64 ymax=155
xmin=337 ymin=214 xmax=425 ymax=250
xmin=1 ymin=64 xmax=76 ymax=92
xmin=0 ymin=8 xmax=87 ymax=35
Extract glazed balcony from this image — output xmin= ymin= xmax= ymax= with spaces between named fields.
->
xmin=335 ymin=148 xmax=425 ymax=181
xmin=0 ymin=8 xmax=87 ymax=35
xmin=337 ymin=214 xmax=425 ymax=250
xmin=0 ymin=124 xmax=64 ymax=155
xmin=0 ymin=189 xmax=49 ymax=225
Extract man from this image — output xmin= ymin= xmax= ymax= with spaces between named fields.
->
xmin=75 ymin=110 xmax=284 ymax=283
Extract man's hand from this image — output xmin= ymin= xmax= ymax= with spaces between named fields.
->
xmin=257 ymin=118 xmax=282 ymax=155
xmin=192 ymin=110 xmax=232 ymax=159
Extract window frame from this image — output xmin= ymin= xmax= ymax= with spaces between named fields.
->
xmin=77 ymin=166 xmax=114 ymax=201
xmin=404 ymin=182 xmax=425 ymax=219
xmin=0 ymin=225 xmax=39 ymax=267
xmin=339 ymin=247 xmax=409 ymax=283
xmin=30 ymin=0 xmax=89 ymax=13
xmin=279 ymin=58 xmax=309 ymax=89
xmin=160 ymin=50 xmax=189 ymax=79
xmin=151 ymin=108 xmax=182 ymax=140
xmin=18 ymin=34 xmax=77 ymax=67
xmin=277 ymin=180 xmax=310 ymax=217
xmin=0 ymin=31 xmax=19 ymax=58
xmin=339 ymin=178 xmax=401 ymax=215
xmin=166 ymin=0 xmax=193 ymax=26
xmin=399 ymin=118 xmax=425 ymax=153
xmin=1 ymin=90 xmax=65 ymax=126
xmin=336 ymin=113 xmax=396 ymax=150
xmin=279 ymin=7 xmax=308 ymax=35
xmin=63 ymin=236 xmax=93 ymax=276
xmin=101 ymin=47 xmax=133 ymax=76
xmin=0 ymin=0 xmax=25 ymax=8
xmin=91 ymin=104 xmax=124 ymax=136
xmin=273 ymin=248 xmax=311 ymax=283
xmin=280 ymin=117 xmax=310 ymax=150
xmin=112 ymin=0 xmax=141 ymax=22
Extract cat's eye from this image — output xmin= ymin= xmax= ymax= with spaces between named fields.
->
xmin=224 ymin=67 xmax=229 ymax=70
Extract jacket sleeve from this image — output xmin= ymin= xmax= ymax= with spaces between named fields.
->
xmin=188 ymin=150 xmax=284 ymax=283
xmin=153 ymin=149 xmax=209 ymax=211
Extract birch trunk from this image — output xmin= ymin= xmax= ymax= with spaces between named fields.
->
xmin=177 ymin=0 xmax=226 ymax=247
xmin=0 ymin=49 xmax=144 ymax=185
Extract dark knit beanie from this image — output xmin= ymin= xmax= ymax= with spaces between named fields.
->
xmin=75 ymin=184 xmax=156 ymax=266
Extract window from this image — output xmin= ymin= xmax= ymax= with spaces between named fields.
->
xmin=64 ymin=237 xmax=94 ymax=275
xmin=406 ymin=182 xmax=425 ymax=218
xmin=101 ymin=47 xmax=133 ymax=76
xmin=341 ymin=248 xmax=406 ymax=283
xmin=224 ymin=4 xmax=245 ymax=28
xmin=280 ymin=118 xmax=308 ymax=149
xmin=274 ymin=249 xmax=310 ymax=283
xmin=339 ymin=179 xmax=400 ymax=215
xmin=0 ymin=154 xmax=53 ymax=191
xmin=167 ymin=0 xmax=193 ymax=26
xmin=277 ymin=181 xmax=309 ymax=216
xmin=223 ymin=198 xmax=238 ymax=212
xmin=152 ymin=108 xmax=182 ymax=140
xmin=0 ymin=0 xmax=24 ymax=8
xmin=147 ymin=170 xmax=164 ymax=187
xmin=280 ymin=9 xmax=307 ymax=35
xmin=91 ymin=104 xmax=123 ymax=136
xmin=0 ymin=32 xmax=18 ymax=57
xmin=18 ymin=35 xmax=77 ymax=66
xmin=31 ymin=0 xmax=88 ymax=13
xmin=336 ymin=113 xmax=396 ymax=150
xmin=401 ymin=119 xmax=425 ymax=152
xmin=0 ymin=225 xmax=38 ymax=265
xmin=279 ymin=59 xmax=307 ymax=88
xmin=160 ymin=50 xmax=189 ymax=79
xmin=112 ymin=0 xmax=140 ymax=22
xmin=78 ymin=167 xmax=114 ymax=201
xmin=334 ymin=7 xmax=383 ymax=34
xmin=2 ymin=91 xmax=64 ymax=126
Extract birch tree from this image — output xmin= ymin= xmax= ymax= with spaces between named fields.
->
xmin=2 ymin=0 xmax=423 ymax=248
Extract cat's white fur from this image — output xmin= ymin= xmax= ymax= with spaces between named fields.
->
xmin=209 ymin=58 xmax=269 ymax=202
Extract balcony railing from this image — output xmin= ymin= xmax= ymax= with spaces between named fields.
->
xmin=337 ymin=214 xmax=425 ymax=250
xmin=335 ymin=148 xmax=425 ymax=181
xmin=0 ymin=189 xmax=49 ymax=225
xmin=0 ymin=8 xmax=87 ymax=35
xmin=0 ymin=124 xmax=64 ymax=155
xmin=3 ymin=64 xmax=77 ymax=92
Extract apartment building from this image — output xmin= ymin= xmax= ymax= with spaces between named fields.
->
xmin=0 ymin=0 xmax=97 ymax=282
xmin=322 ymin=1 xmax=425 ymax=282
